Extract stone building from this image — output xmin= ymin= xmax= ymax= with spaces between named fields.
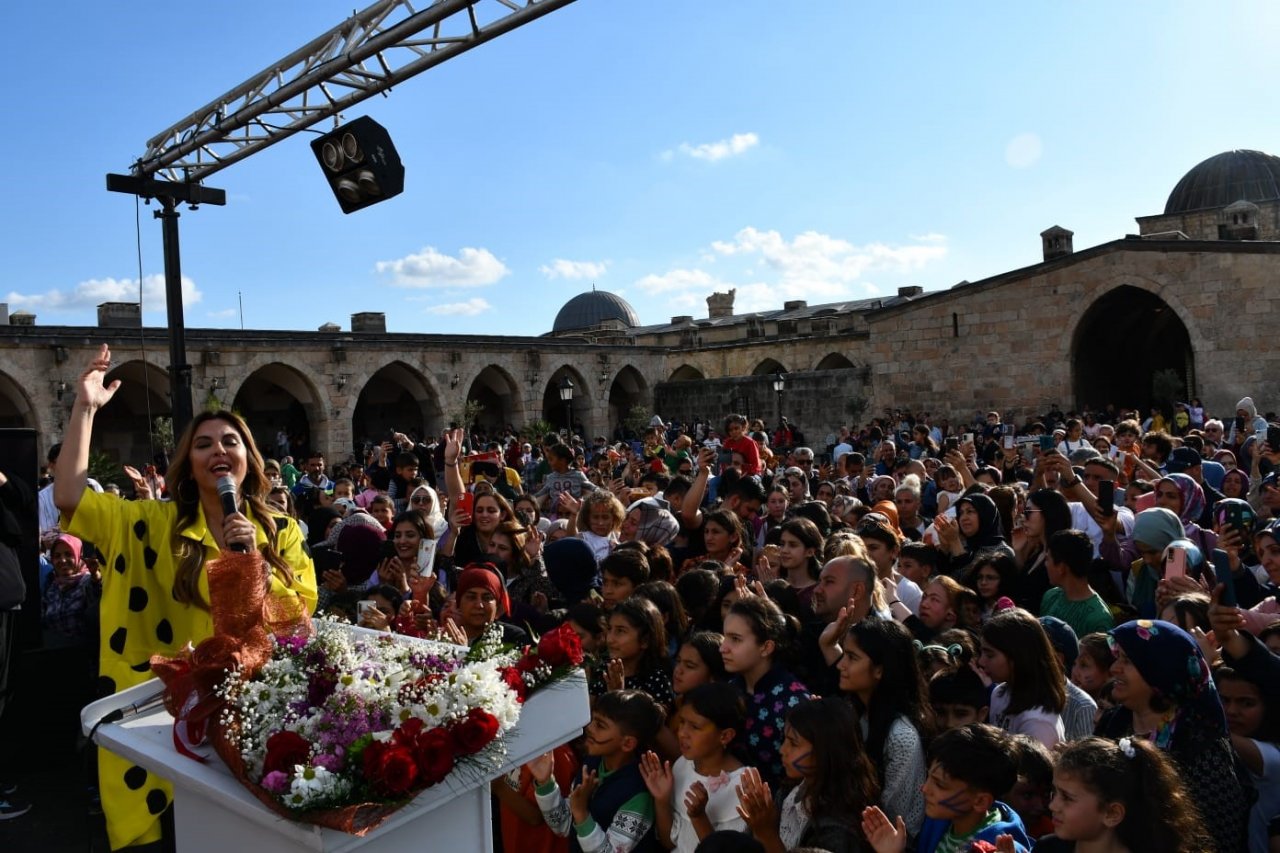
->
xmin=3 ymin=148 xmax=1279 ymax=462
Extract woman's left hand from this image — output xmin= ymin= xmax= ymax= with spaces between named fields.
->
xmin=523 ymin=524 xmax=544 ymax=562
xmin=221 ymin=512 xmax=256 ymax=553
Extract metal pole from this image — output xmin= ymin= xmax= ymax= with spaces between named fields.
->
xmin=563 ymin=400 xmax=572 ymax=433
xmin=157 ymin=198 xmax=194 ymax=436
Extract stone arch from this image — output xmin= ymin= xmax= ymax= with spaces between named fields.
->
xmin=97 ymin=359 xmax=172 ymax=466
xmin=0 ymin=369 xmax=37 ymax=430
xmin=751 ymin=357 xmax=787 ymax=376
xmin=541 ymin=364 xmax=592 ymax=432
xmin=668 ymin=364 xmax=705 ymax=382
xmin=608 ymin=365 xmax=651 ymax=433
xmin=465 ymin=365 xmax=524 ymax=433
xmin=1069 ymin=284 xmax=1196 ymax=412
xmin=232 ymin=363 xmax=325 ymax=460
xmin=352 ymin=361 xmax=444 ymax=450
xmin=814 ymin=352 xmax=855 ymax=371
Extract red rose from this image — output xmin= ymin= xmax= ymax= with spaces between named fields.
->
xmin=537 ymin=625 xmax=584 ymax=667
xmin=371 ymin=744 xmax=418 ymax=796
xmin=499 ymin=667 xmax=528 ymax=702
xmin=361 ymin=740 xmax=387 ymax=781
xmin=413 ymin=727 xmax=455 ymax=787
xmin=452 ymin=708 xmax=500 ymax=755
xmin=393 ymin=717 xmax=424 ymax=747
xmin=262 ymin=730 xmax=311 ymax=777
xmin=515 ymin=653 xmax=542 ymax=674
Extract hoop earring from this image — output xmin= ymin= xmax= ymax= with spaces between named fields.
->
xmin=177 ymin=478 xmax=198 ymax=504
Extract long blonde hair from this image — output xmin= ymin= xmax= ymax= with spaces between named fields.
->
xmin=166 ymin=410 xmax=296 ymax=610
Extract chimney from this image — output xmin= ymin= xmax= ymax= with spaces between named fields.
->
xmin=351 ymin=312 xmax=386 ymax=333
xmin=783 ymin=300 xmax=807 ymax=311
xmin=897 ymin=286 xmax=923 ymax=298
xmin=10 ymin=311 xmax=36 ymax=326
xmin=706 ymin=289 xmax=736 ymax=320
xmin=97 ymin=302 xmax=142 ymax=328
xmin=670 ymin=315 xmax=693 ymax=325
xmin=1040 ymin=225 xmax=1074 ymax=261
xmin=0 ymin=303 xmax=7 ymax=325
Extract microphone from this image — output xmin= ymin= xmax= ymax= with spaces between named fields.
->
xmin=216 ymin=475 xmax=249 ymax=553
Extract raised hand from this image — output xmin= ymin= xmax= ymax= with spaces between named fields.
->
xmin=818 ymin=597 xmax=859 ymax=653
xmin=568 ymin=767 xmax=599 ymax=823
xmin=322 ymin=569 xmax=348 ymax=592
xmin=558 ymin=492 xmax=582 ymax=517
xmin=122 ymin=465 xmax=153 ymax=500
xmin=443 ymin=428 xmax=465 ymax=465
xmin=860 ymin=805 xmax=907 ymax=853
xmin=441 ymin=616 xmax=468 ymax=646
xmin=683 ymin=781 xmax=709 ymax=818
xmin=76 ymin=344 xmax=122 ymax=412
xmin=526 ymin=751 xmax=555 ymax=786
xmin=733 ymin=767 xmax=776 ymax=836
xmin=605 ymin=657 xmax=627 ymax=692
xmin=638 ymin=751 xmax=673 ymax=802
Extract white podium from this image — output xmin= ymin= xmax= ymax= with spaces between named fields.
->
xmin=82 ymin=666 xmax=589 ymax=853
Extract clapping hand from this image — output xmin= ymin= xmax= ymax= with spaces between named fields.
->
xmin=684 ymin=781 xmax=709 ymax=819
xmin=526 ymin=751 xmax=555 ymax=786
xmin=638 ymin=751 xmax=673 ymax=803
xmin=568 ymin=767 xmax=599 ymax=824
xmin=733 ymin=767 xmax=777 ymax=837
xmin=605 ymin=657 xmax=627 ymax=692
xmin=122 ymin=465 xmax=153 ymax=500
xmin=860 ymin=806 xmax=907 ymax=853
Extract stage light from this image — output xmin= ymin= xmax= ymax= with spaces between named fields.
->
xmin=311 ymin=117 xmax=404 ymax=214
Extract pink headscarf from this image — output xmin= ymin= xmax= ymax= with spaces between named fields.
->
xmin=52 ymin=533 xmax=86 ymax=588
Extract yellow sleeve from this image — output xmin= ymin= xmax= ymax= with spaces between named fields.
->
xmin=270 ymin=512 xmax=317 ymax=617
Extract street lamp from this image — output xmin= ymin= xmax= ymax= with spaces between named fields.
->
xmin=559 ymin=376 xmax=575 ymax=433
xmin=772 ymin=372 xmax=786 ymax=428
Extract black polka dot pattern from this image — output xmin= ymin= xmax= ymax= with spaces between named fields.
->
xmin=109 ymin=627 xmax=127 ymax=655
xmin=143 ymin=547 xmax=158 ymax=569
xmin=114 ymin=554 xmax=126 ymax=574
xmin=130 ymin=660 xmax=153 ymax=673
xmin=97 ymin=675 xmax=116 ymax=697
xmin=128 ymin=587 xmax=149 ymax=612
xmin=156 ymin=619 xmax=173 ymax=644
xmin=146 ymin=789 xmax=168 ymax=815
xmin=124 ymin=766 xmax=147 ymax=790
xmin=133 ymin=520 xmax=147 ymax=540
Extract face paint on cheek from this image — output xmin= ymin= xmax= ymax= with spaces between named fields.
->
xmin=787 ymin=749 xmax=814 ymax=775
xmin=935 ymin=789 xmax=974 ymax=816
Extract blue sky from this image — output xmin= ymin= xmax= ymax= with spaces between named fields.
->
xmin=4 ymin=1 xmax=1278 ymax=335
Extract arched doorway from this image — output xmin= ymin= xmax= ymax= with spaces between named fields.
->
xmin=465 ymin=366 xmax=522 ymax=435
xmin=0 ymin=370 xmax=36 ymax=430
xmin=97 ymin=360 xmax=171 ymax=467
xmin=609 ymin=366 xmax=650 ymax=434
xmin=814 ymin=352 xmax=855 ymax=370
xmin=751 ymin=358 xmax=787 ymax=376
xmin=233 ymin=364 xmax=322 ymax=460
xmin=668 ymin=364 xmax=705 ymax=382
xmin=1072 ymin=286 xmax=1194 ymax=412
xmin=352 ymin=362 xmax=443 ymax=451
xmin=541 ymin=366 xmax=591 ymax=434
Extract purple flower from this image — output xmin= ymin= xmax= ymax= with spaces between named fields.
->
xmin=262 ymin=771 xmax=290 ymax=793
xmin=312 ymin=753 xmax=343 ymax=772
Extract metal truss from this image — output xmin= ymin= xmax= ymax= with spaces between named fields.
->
xmin=133 ymin=0 xmax=577 ymax=183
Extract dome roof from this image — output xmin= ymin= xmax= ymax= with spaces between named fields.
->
xmin=1164 ymin=149 xmax=1280 ymax=215
xmin=552 ymin=289 xmax=639 ymax=333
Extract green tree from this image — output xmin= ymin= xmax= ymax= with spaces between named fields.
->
xmin=151 ymin=416 xmax=175 ymax=454
xmin=520 ymin=418 xmax=555 ymax=442
xmin=449 ymin=400 xmax=485 ymax=432
xmin=624 ymin=405 xmax=652 ymax=435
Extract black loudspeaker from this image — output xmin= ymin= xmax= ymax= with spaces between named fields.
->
xmin=310 ymin=116 xmax=405 ymax=214
xmin=0 ymin=428 xmax=40 ymax=650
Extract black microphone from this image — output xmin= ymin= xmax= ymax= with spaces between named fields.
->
xmin=216 ymin=475 xmax=249 ymax=553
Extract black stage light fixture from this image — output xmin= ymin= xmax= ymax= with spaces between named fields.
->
xmin=311 ymin=116 xmax=405 ymax=214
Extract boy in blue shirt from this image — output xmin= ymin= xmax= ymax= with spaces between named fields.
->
xmin=862 ymin=723 xmax=1032 ymax=853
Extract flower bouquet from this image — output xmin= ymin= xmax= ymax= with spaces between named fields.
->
xmin=202 ymin=619 xmax=584 ymax=834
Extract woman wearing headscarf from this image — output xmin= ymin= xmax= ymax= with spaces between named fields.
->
xmin=1101 ymin=507 xmax=1184 ymax=618
xmin=42 ymin=533 xmax=100 ymax=645
xmin=935 ymin=491 xmax=1014 ymax=579
xmin=1155 ymin=473 xmax=1218 ymax=552
xmin=1010 ymin=489 xmax=1073 ymax=613
xmin=619 ymin=496 xmax=680 ymax=548
xmin=1096 ymin=619 xmax=1250 ymax=853
xmin=446 ymin=563 xmax=528 ymax=646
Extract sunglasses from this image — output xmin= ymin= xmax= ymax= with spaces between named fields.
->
xmin=410 ymin=495 xmax=432 ymax=505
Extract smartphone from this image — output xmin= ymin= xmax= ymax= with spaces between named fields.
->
xmin=312 ymin=546 xmax=343 ymax=574
xmin=1164 ymin=545 xmax=1187 ymax=579
xmin=1213 ymin=551 xmax=1238 ymax=608
xmin=1216 ymin=501 xmax=1256 ymax=539
xmin=1267 ymin=425 xmax=1280 ymax=451
xmin=718 ymin=448 xmax=734 ymax=469
xmin=515 ymin=508 xmax=533 ymax=528
xmin=456 ymin=492 xmax=474 ymax=517
xmin=1097 ymin=480 xmax=1115 ymax=516
xmin=944 ymin=437 xmax=959 ymax=453
xmin=356 ymin=600 xmax=378 ymax=619
xmin=962 ymin=433 xmax=974 ymax=446
xmin=1039 ymin=435 xmax=1056 ymax=452
xmin=1002 ymin=435 xmax=1015 ymax=450
xmin=1235 ymin=415 xmax=1247 ymax=431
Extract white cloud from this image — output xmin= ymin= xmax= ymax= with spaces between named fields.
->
xmin=424 ymin=298 xmax=492 ymax=316
xmin=539 ymin=259 xmax=609 ymax=280
xmin=5 ymin=274 xmax=202 ymax=314
xmin=636 ymin=227 xmax=948 ymax=315
xmin=375 ymin=246 xmax=509 ymax=288
xmin=1005 ymin=133 xmax=1043 ymax=169
xmin=206 ymin=308 xmax=237 ymax=319
xmin=664 ymin=132 xmax=759 ymax=163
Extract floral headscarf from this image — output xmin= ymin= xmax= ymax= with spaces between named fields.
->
xmin=1158 ymin=473 xmax=1205 ymax=525
xmin=1108 ymin=619 xmax=1227 ymax=749
xmin=625 ymin=496 xmax=680 ymax=547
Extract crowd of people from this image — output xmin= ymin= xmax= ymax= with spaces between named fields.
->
xmin=3 ymin=344 xmax=1278 ymax=853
